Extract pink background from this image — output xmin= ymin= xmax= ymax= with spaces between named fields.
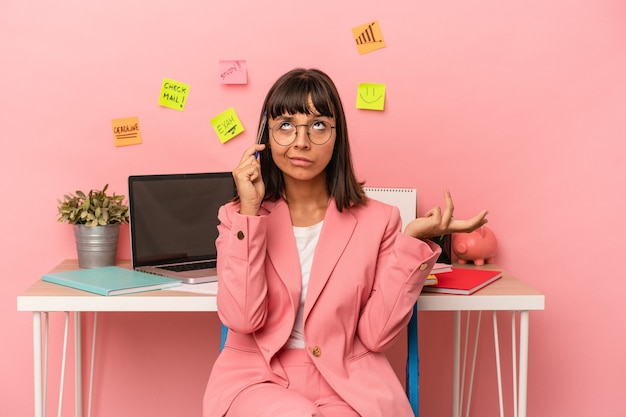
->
xmin=2 ymin=0 xmax=625 ymax=416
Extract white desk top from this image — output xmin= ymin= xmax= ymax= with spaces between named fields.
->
xmin=17 ymin=260 xmax=217 ymax=312
xmin=17 ymin=260 xmax=544 ymax=313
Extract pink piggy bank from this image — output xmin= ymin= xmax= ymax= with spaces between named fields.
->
xmin=453 ymin=226 xmax=497 ymax=266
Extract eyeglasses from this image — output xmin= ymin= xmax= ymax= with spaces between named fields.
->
xmin=269 ymin=120 xmax=335 ymax=146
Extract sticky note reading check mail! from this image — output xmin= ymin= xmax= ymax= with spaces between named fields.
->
xmin=159 ymin=78 xmax=190 ymax=111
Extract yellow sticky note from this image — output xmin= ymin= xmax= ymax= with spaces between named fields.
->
xmin=112 ymin=116 xmax=142 ymax=146
xmin=159 ymin=78 xmax=190 ymax=111
xmin=356 ymin=83 xmax=386 ymax=111
xmin=352 ymin=20 xmax=386 ymax=55
xmin=211 ymin=107 xmax=245 ymax=143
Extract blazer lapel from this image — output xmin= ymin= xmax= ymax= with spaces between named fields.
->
xmin=264 ymin=199 xmax=357 ymax=324
xmin=265 ymin=200 xmax=302 ymax=313
xmin=304 ymin=201 xmax=357 ymax=320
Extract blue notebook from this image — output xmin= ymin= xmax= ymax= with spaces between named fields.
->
xmin=42 ymin=266 xmax=182 ymax=296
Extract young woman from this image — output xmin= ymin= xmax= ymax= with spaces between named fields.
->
xmin=203 ymin=68 xmax=488 ymax=417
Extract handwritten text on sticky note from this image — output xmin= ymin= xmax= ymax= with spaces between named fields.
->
xmin=219 ymin=60 xmax=248 ymax=84
xmin=352 ymin=20 xmax=386 ymax=55
xmin=159 ymin=78 xmax=190 ymax=111
xmin=112 ymin=116 xmax=142 ymax=147
xmin=211 ymin=107 xmax=245 ymax=143
xmin=356 ymin=83 xmax=386 ymax=111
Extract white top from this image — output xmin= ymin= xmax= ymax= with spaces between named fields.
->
xmin=284 ymin=221 xmax=323 ymax=349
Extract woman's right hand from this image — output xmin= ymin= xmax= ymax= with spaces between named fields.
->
xmin=232 ymin=143 xmax=266 ymax=216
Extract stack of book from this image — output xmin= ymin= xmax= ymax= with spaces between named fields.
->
xmin=423 ymin=267 xmax=502 ymax=295
xmin=424 ymin=262 xmax=453 ymax=286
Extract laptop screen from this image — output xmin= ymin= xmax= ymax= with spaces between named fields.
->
xmin=128 ymin=172 xmax=236 ymax=268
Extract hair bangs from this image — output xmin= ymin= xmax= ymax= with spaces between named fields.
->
xmin=267 ymin=75 xmax=336 ymax=119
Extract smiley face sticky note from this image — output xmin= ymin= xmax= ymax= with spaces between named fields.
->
xmin=159 ymin=78 xmax=190 ymax=111
xmin=211 ymin=107 xmax=245 ymax=143
xmin=219 ymin=60 xmax=248 ymax=84
xmin=356 ymin=83 xmax=386 ymax=111
xmin=112 ymin=116 xmax=142 ymax=146
xmin=352 ymin=20 xmax=386 ymax=55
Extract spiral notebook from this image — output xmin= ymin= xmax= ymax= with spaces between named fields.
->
xmin=364 ymin=187 xmax=450 ymax=281
xmin=363 ymin=187 xmax=417 ymax=228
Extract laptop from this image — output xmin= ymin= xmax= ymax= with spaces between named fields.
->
xmin=128 ymin=172 xmax=237 ymax=284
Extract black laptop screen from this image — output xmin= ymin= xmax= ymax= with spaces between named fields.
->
xmin=128 ymin=172 xmax=236 ymax=267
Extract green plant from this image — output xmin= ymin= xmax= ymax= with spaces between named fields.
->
xmin=57 ymin=184 xmax=129 ymax=227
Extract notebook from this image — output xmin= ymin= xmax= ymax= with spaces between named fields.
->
xmin=364 ymin=186 xmax=454 ymax=274
xmin=363 ymin=187 xmax=416 ymax=229
xmin=43 ymin=266 xmax=182 ymax=296
xmin=128 ymin=172 xmax=237 ymax=284
xmin=422 ymin=268 xmax=503 ymax=295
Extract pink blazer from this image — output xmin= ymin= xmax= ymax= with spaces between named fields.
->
xmin=203 ymin=198 xmax=440 ymax=417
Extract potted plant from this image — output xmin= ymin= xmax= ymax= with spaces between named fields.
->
xmin=57 ymin=184 xmax=129 ymax=268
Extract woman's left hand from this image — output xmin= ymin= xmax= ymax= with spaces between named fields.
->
xmin=403 ymin=190 xmax=488 ymax=240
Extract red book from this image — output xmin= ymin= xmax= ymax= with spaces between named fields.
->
xmin=422 ymin=268 xmax=503 ymax=295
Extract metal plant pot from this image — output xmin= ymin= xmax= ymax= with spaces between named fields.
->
xmin=73 ymin=224 xmax=120 ymax=268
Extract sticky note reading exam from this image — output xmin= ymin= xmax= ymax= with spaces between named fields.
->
xmin=211 ymin=107 xmax=244 ymax=143
xmin=356 ymin=83 xmax=386 ymax=111
xmin=159 ymin=78 xmax=190 ymax=111
xmin=219 ymin=60 xmax=248 ymax=84
xmin=352 ymin=20 xmax=386 ymax=55
xmin=112 ymin=116 xmax=142 ymax=146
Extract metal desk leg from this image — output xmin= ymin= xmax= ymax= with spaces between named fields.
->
xmin=74 ymin=312 xmax=82 ymax=417
xmin=33 ymin=312 xmax=43 ymax=417
xmin=518 ymin=311 xmax=529 ymax=417
xmin=511 ymin=313 xmax=518 ymax=417
xmin=452 ymin=311 xmax=461 ymax=417
xmin=452 ymin=310 xmax=531 ymax=417
xmin=493 ymin=312 xmax=504 ymax=417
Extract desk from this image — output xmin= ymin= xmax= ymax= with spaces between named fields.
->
xmin=417 ymin=266 xmax=544 ymax=417
xmin=18 ymin=260 xmax=544 ymax=417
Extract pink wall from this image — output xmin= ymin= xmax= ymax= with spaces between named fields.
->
xmin=2 ymin=0 xmax=625 ymax=416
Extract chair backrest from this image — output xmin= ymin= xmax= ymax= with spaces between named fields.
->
xmin=406 ymin=303 xmax=419 ymax=415
xmin=219 ymin=302 xmax=420 ymax=416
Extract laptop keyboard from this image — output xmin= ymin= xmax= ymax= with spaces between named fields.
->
xmin=160 ymin=261 xmax=216 ymax=272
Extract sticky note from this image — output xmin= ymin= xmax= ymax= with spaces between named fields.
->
xmin=352 ymin=20 xmax=386 ymax=55
xmin=211 ymin=107 xmax=245 ymax=143
xmin=356 ymin=83 xmax=386 ymax=111
xmin=158 ymin=78 xmax=190 ymax=111
xmin=112 ymin=116 xmax=142 ymax=146
xmin=219 ymin=60 xmax=248 ymax=84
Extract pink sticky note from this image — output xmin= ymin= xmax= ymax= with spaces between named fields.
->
xmin=219 ymin=60 xmax=248 ymax=84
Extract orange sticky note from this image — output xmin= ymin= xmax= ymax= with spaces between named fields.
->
xmin=352 ymin=20 xmax=386 ymax=55
xmin=112 ymin=116 xmax=142 ymax=146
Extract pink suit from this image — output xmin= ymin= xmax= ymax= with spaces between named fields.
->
xmin=203 ymin=198 xmax=440 ymax=417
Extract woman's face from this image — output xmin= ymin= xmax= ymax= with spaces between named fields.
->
xmin=268 ymin=106 xmax=336 ymax=185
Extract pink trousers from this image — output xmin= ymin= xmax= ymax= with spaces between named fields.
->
xmin=226 ymin=349 xmax=360 ymax=417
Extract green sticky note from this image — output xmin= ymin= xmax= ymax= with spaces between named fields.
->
xmin=211 ymin=107 xmax=245 ymax=143
xmin=159 ymin=78 xmax=190 ymax=111
xmin=356 ymin=83 xmax=386 ymax=111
